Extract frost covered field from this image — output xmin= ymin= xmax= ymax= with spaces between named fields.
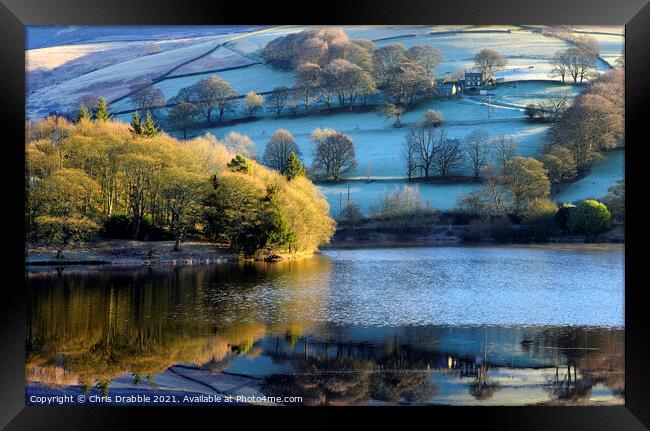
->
xmin=26 ymin=25 xmax=625 ymax=213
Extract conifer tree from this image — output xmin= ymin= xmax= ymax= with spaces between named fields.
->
xmin=141 ymin=111 xmax=159 ymax=137
xmin=227 ymin=155 xmax=254 ymax=175
xmin=77 ymin=104 xmax=92 ymax=122
xmin=129 ymin=111 xmax=143 ymax=135
xmin=94 ymin=97 xmax=112 ymax=121
xmin=285 ymin=151 xmax=305 ymax=180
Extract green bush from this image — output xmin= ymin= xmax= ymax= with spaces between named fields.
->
xmin=521 ymin=199 xmax=558 ymax=241
xmin=567 ymin=200 xmax=611 ymax=238
xmin=555 ymin=203 xmax=576 ymax=233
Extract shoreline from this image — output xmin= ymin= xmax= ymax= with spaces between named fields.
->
xmin=25 ymin=235 xmax=624 ymax=269
xmin=25 ymin=240 xmax=235 ymax=268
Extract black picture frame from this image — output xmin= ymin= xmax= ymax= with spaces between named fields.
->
xmin=1 ymin=0 xmax=648 ymax=429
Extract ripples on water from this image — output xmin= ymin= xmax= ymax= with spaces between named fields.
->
xmin=25 ymin=245 xmax=624 ymax=405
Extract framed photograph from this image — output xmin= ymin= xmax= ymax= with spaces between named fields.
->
xmin=1 ymin=0 xmax=648 ymax=428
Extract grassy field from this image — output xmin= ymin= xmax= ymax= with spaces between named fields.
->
xmin=27 ymin=25 xmax=625 ymax=214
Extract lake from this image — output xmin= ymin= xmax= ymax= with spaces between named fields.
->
xmin=25 ymin=245 xmax=624 ymax=406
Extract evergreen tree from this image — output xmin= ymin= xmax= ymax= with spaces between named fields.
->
xmin=94 ymin=97 xmax=112 ymax=121
xmin=227 ymin=155 xmax=254 ymax=175
xmin=129 ymin=111 xmax=143 ymax=135
xmin=259 ymin=184 xmax=296 ymax=252
xmin=285 ymin=151 xmax=305 ymax=180
xmin=77 ymin=104 xmax=92 ymax=122
xmin=141 ymin=111 xmax=159 ymax=137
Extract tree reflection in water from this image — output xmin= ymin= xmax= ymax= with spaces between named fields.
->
xmin=26 ymin=263 xmax=624 ymax=405
xmin=262 ymin=337 xmax=438 ymax=405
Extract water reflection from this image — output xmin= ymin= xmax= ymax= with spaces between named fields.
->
xmin=26 ymin=258 xmax=624 ymax=405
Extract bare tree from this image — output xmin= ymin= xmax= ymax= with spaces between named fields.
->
xmin=405 ymin=45 xmax=443 ymax=78
xmin=130 ymin=86 xmax=165 ymax=119
xmin=223 ymin=132 xmax=256 ymax=158
xmin=192 ymin=76 xmax=237 ymax=125
xmin=474 ymin=49 xmax=507 ymax=79
xmin=372 ymin=44 xmax=407 ymax=85
xmin=263 ymin=129 xmax=301 ymax=173
xmin=538 ymin=93 xmax=569 ymax=121
xmin=563 ymin=47 xmax=597 ymax=84
xmin=381 ymin=103 xmax=404 ymax=128
xmin=435 ymin=135 xmax=463 ymax=177
xmin=386 ymin=60 xmax=433 ymax=106
xmin=551 ymin=51 xmax=570 ymax=83
xmin=464 ymin=129 xmax=490 ymax=178
xmin=311 ymin=128 xmax=357 ymax=182
xmin=295 ymin=62 xmax=322 ymax=112
xmin=323 ymin=59 xmax=370 ymax=108
xmin=493 ymin=135 xmax=517 ymax=167
xmin=166 ymin=102 xmax=198 ymax=139
xmin=266 ymin=86 xmax=290 ymax=117
xmin=404 ymin=119 xmax=444 ymax=179
xmin=423 ymin=109 xmax=444 ymax=128
xmin=403 ymin=138 xmax=418 ymax=180
xmin=243 ymin=91 xmax=264 ymax=119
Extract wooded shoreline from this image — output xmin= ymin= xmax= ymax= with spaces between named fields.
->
xmin=25 ymin=227 xmax=624 ymax=268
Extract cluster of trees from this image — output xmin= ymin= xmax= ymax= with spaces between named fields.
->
xmin=458 ymin=156 xmax=550 ymax=218
xmin=524 ymin=93 xmax=569 ymax=122
xmin=260 ymin=127 xmax=358 ymax=182
xmin=457 ymin=158 xmax=615 ymax=241
xmin=543 ymin=29 xmax=601 ymax=85
xmin=119 ymin=29 xmax=514 ymax=139
xmin=550 ymin=47 xmax=598 ymax=85
xmin=26 ymin=116 xmax=334 ymax=258
xmin=402 ymin=110 xmax=518 ymax=181
xmin=261 ymin=28 xmax=445 ymax=113
xmin=543 ymin=70 xmax=624 ymax=175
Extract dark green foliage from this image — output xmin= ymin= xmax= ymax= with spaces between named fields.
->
xmin=285 ymin=151 xmax=305 ymax=180
xmin=567 ymin=200 xmax=611 ymax=238
xmin=101 ymin=214 xmax=171 ymax=241
xmin=462 ymin=217 xmax=517 ymax=242
xmin=555 ymin=203 xmax=576 ymax=233
xmin=227 ymin=155 xmax=254 ymax=175
xmin=129 ymin=111 xmax=143 ymax=135
xmin=524 ymin=104 xmax=539 ymax=120
xmin=94 ymin=97 xmax=112 ymax=121
xmin=203 ymin=177 xmax=296 ymax=256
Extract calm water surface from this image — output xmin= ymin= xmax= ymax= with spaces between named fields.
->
xmin=26 ymin=245 xmax=624 ymax=405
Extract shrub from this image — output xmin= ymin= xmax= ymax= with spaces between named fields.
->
xmin=567 ymin=200 xmax=611 ymax=238
xmin=555 ymin=203 xmax=576 ymax=233
xmin=227 ymin=155 xmax=254 ymax=175
xmin=370 ymin=185 xmax=435 ymax=231
xmin=339 ymin=201 xmax=363 ymax=230
xmin=521 ymin=199 xmax=558 ymax=241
